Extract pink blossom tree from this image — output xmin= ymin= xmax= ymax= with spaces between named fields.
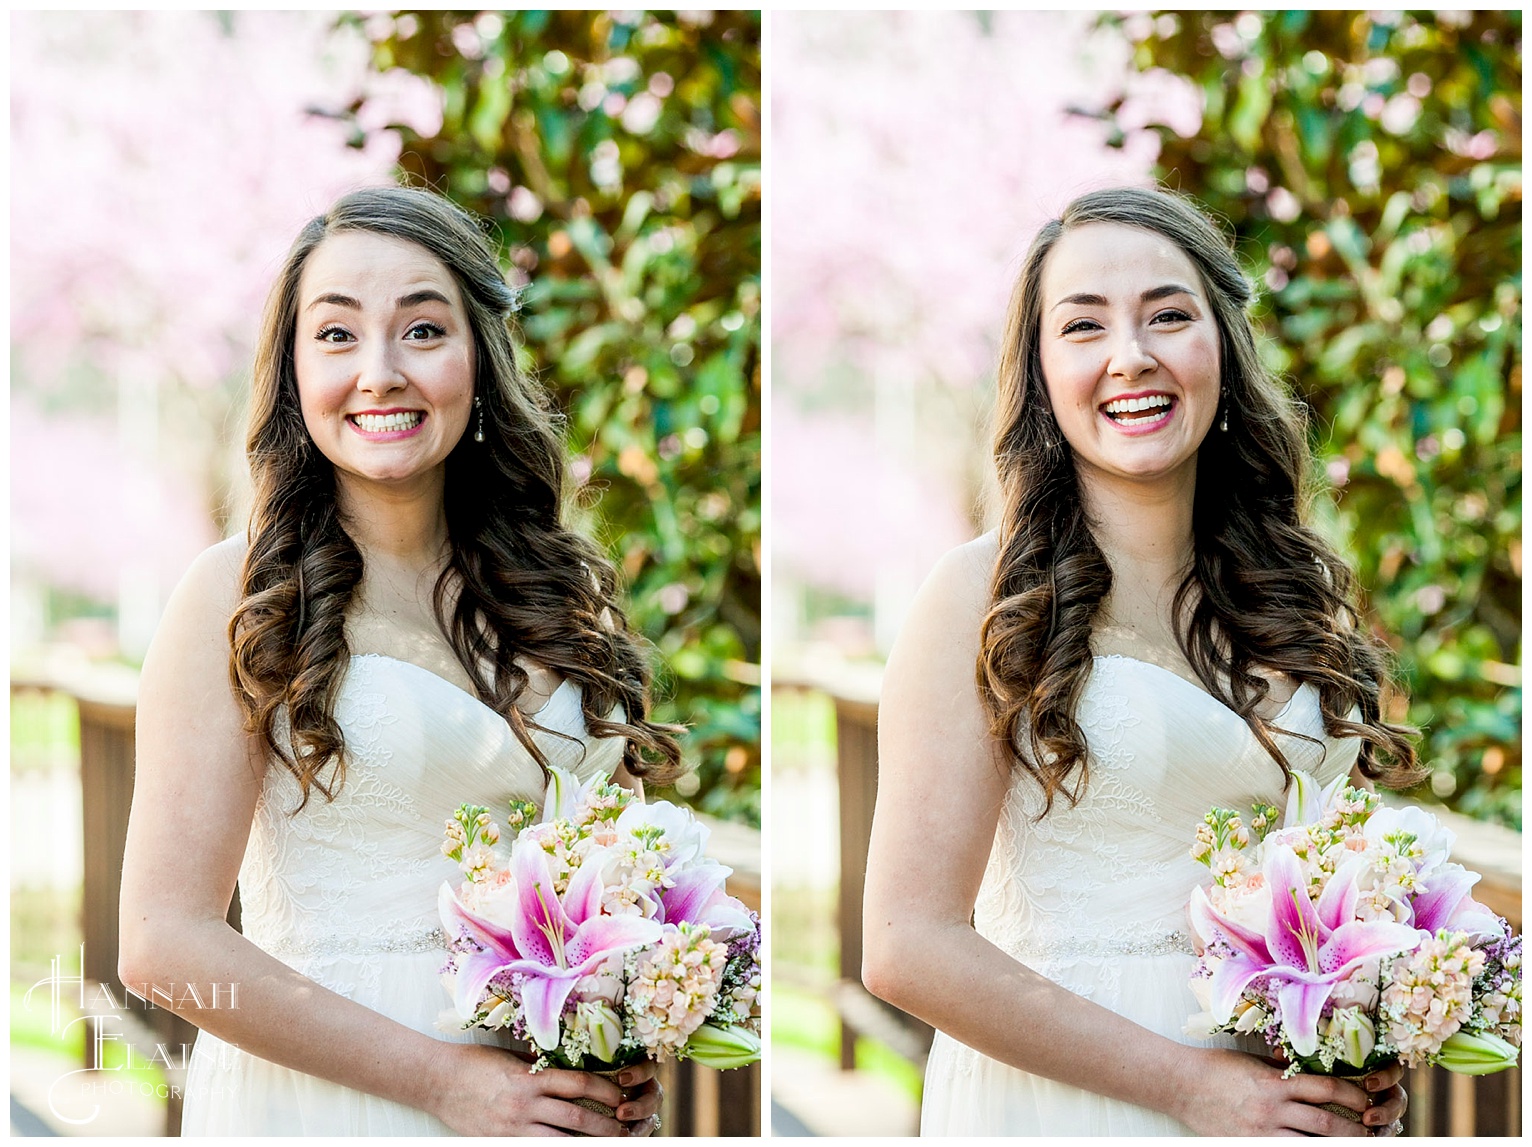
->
xmin=770 ymin=12 xmax=1174 ymax=649
xmin=11 ymin=11 xmax=413 ymax=659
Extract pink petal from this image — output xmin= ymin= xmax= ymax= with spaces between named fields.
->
xmin=438 ymin=882 xmax=523 ymax=1017
xmin=509 ymin=843 xmax=572 ymax=965
xmin=1317 ymin=919 xmax=1420 ymax=977
xmin=519 ymin=968 xmax=582 ymax=1051
xmin=1315 ymin=856 xmax=1365 ymax=932
xmin=565 ymin=913 xmax=665 ymax=969
xmin=562 ymin=851 xmax=607 ymax=925
xmin=1410 ymin=865 xmax=1480 ymax=934
xmin=693 ymin=892 xmax=756 ymax=942
xmin=1276 ymin=977 xmax=1333 ymax=1057
xmin=1265 ymin=845 xmax=1324 ymax=969
xmin=1189 ymin=884 xmax=1271 ymax=964
xmin=660 ymin=865 xmax=731 ymax=925
xmin=1208 ymin=951 xmax=1270 ymax=1024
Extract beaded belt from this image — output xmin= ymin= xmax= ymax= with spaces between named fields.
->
xmin=1006 ymin=930 xmax=1196 ymax=960
xmin=259 ymin=926 xmax=447 ymax=959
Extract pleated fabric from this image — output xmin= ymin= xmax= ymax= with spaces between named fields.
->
xmin=181 ymin=654 xmax=624 ymax=1136
xmin=920 ymin=655 xmax=1361 ymax=1136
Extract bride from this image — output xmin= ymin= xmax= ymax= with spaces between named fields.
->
xmin=863 ymin=187 xmax=1416 ymax=1136
xmin=119 ymin=187 xmax=677 ymax=1135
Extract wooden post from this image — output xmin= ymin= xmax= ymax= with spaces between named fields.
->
xmin=833 ymin=694 xmax=878 ymax=1070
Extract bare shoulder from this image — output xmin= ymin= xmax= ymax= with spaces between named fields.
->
xmin=882 ymin=533 xmax=999 ymax=726
xmin=899 ymin=532 xmax=999 ymax=650
xmin=182 ymin=535 xmax=247 ymax=605
xmin=141 ymin=536 xmax=248 ymax=679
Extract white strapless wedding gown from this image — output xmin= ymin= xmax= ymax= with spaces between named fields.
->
xmin=181 ymin=654 xmax=624 ymax=1136
xmin=920 ymin=654 xmax=1361 ymax=1136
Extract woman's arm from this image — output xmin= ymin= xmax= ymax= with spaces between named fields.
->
xmin=861 ymin=537 xmax=1395 ymax=1136
xmin=117 ymin=540 xmax=655 ymax=1136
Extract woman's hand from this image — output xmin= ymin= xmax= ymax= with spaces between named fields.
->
xmin=613 ymin=1060 xmax=664 ymax=1137
xmin=1176 ymin=1049 xmax=1406 ymax=1137
xmin=431 ymin=1044 xmax=656 ymax=1136
xmin=1360 ymin=1062 xmax=1408 ymax=1137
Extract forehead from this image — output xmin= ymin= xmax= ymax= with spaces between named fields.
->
xmin=1040 ymin=221 xmax=1203 ymax=302
xmin=298 ymin=230 xmax=464 ymax=306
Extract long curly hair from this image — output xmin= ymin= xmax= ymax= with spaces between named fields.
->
xmin=979 ymin=186 xmax=1420 ymax=816
xmin=230 ymin=187 xmax=683 ymax=809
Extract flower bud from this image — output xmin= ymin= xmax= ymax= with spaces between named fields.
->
xmin=1333 ymin=1007 xmax=1376 ymax=1069
xmin=684 ymin=1022 xmax=762 ymax=1069
xmin=1437 ymin=1030 xmax=1520 ymax=1075
xmin=485 ymin=997 xmax=515 ymax=1029
xmin=575 ymin=1000 xmax=624 ymax=1064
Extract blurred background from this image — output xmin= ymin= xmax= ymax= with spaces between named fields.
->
xmin=769 ymin=10 xmax=1520 ymax=1137
xmin=11 ymin=10 xmax=759 ymax=1136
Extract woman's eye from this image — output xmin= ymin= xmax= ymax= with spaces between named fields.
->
xmin=1151 ymin=309 xmax=1192 ymax=325
xmin=315 ymin=325 xmax=352 ymax=344
xmin=1061 ymin=318 xmax=1101 ymax=335
xmin=405 ymin=321 xmax=446 ymax=341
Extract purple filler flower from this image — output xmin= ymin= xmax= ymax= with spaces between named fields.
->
xmin=1192 ymin=844 xmax=1420 ymax=1056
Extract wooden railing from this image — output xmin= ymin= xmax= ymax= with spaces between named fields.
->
xmin=777 ymin=672 xmax=1522 ymax=1137
xmin=12 ymin=673 xmax=760 ymax=1137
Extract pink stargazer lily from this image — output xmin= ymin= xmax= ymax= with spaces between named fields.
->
xmin=440 ymin=842 xmax=663 ymax=1050
xmin=1408 ymin=863 xmax=1504 ymax=943
xmin=656 ymin=861 xmax=755 ymax=941
xmin=1192 ymin=844 xmax=1421 ymax=1056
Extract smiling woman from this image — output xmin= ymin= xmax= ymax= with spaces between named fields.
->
xmin=1038 ymin=223 xmax=1222 ymax=487
xmin=118 ymin=186 xmax=681 ymax=1136
xmin=861 ymin=186 xmax=1421 ymax=1136
xmin=295 ymin=232 xmax=476 ymax=486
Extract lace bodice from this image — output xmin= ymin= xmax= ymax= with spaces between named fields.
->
xmin=236 ymin=654 xmax=625 ymax=971
xmin=975 ymin=655 xmax=1360 ymax=973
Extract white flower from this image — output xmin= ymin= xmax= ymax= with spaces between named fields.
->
xmin=616 ymin=799 xmax=709 ymax=868
xmin=1363 ymin=805 xmax=1454 ymax=871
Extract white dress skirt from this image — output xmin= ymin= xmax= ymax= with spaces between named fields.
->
xmin=181 ymin=655 xmax=623 ymax=1136
xmin=918 ymin=655 xmax=1359 ymax=1136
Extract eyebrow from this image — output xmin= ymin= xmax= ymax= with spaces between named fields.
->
xmin=1050 ymin=283 xmax=1200 ymax=311
xmin=305 ymin=289 xmax=454 ymax=312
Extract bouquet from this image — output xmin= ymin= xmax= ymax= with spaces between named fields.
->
xmin=436 ymin=767 xmax=762 ymax=1083
xmin=1187 ymin=772 xmax=1520 ymax=1090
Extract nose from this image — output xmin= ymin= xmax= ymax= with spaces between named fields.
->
xmin=1107 ymin=333 xmax=1157 ymax=381
xmin=355 ymin=340 xmax=406 ymax=397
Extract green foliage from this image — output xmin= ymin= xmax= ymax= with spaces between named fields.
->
xmin=1096 ymin=11 xmax=1520 ymax=825
xmin=345 ymin=12 xmax=761 ymax=823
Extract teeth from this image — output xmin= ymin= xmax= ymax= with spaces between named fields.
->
xmin=1103 ymin=395 xmax=1173 ymax=416
xmin=351 ymin=411 xmax=423 ymax=432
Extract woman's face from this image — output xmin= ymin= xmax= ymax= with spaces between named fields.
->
xmin=1037 ymin=221 xmax=1222 ymax=491
xmin=292 ymin=230 xmax=476 ymax=495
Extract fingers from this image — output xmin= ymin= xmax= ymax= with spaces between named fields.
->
xmin=1288 ymin=1072 xmax=1370 ymax=1116
xmin=538 ymin=1097 xmax=626 ymax=1138
xmin=625 ymin=1113 xmax=660 ymax=1138
xmin=536 ymin=1067 xmax=625 ymax=1109
xmin=1363 ymin=1084 xmax=1407 ymax=1133
xmin=618 ymin=1081 xmax=663 ymax=1122
xmin=1287 ymin=1102 xmax=1371 ymax=1137
xmin=619 ymin=1061 xmax=659 ymax=1086
xmin=1364 ymin=1064 xmax=1404 ymax=1093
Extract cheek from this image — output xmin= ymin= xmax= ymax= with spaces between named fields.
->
xmin=293 ymin=347 xmax=346 ymax=416
xmin=1039 ymin=348 xmax=1094 ymax=414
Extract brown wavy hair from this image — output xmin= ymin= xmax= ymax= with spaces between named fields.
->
xmin=230 ymin=186 xmax=683 ymax=809
xmin=979 ymin=186 xmax=1420 ymax=816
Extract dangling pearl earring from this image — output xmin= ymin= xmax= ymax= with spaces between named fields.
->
xmin=1219 ymin=393 xmax=1229 ymax=433
xmin=473 ymin=395 xmax=485 ymax=443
